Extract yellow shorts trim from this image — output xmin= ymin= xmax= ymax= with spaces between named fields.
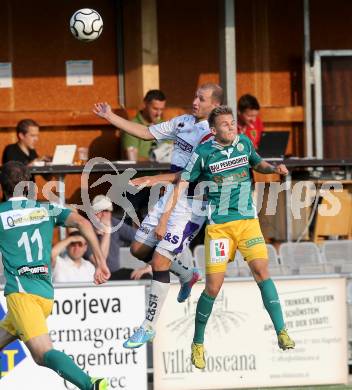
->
xmin=205 ymin=219 xmax=267 ymax=274
xmin=0 ymin=293 xmax=53 ymax=342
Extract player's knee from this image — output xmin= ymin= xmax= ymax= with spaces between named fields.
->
xmin=151 ymin=248 xmax=173 ymax=270
xmin=150 ymin=256 xmax=170 ymax=271
xmin=205 ymin=284 xmax=221 ymax=298
xmin=31 ymin=350 xmax=45 ymax=366
xmin=130 ymin=242 xmax=146 ymax=260
xmin=251 ymin=263 xmax=269 ymax=281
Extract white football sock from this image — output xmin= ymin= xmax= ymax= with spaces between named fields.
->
xmin=169 ymin=259 xmax=194 ymax=283
xmin=142 ymin=279 xmax=170 ymax=330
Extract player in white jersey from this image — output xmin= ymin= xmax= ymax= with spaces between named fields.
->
xmin=94 ymin=84 xmax=223 ymax=348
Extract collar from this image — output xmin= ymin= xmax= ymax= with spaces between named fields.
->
xmin=211 ymin=135 xmax=240 ymax=149
xmin=136 ymin=111 xmax=150 ymax=126
xmin=194 ymin=117 xmax=208 ymax=125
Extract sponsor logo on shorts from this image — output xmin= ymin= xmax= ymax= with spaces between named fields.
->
xmin=209 ymin=155 xmax=248 ymax=174
xmin=175 ymin=137 xmax=193 ymax=153
xmin=163 ymin=232 xmax=179 ymax=245
xmin=245 ymin=237 xmax=265 ymax=248
xmin=138 ymin=224 xmax=151 ymax=235
xmin=210 ymin=239 xmax=229 ymax=263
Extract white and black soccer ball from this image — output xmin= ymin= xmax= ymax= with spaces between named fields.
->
xmin=70 ymin=8 xmax=103 ymax=42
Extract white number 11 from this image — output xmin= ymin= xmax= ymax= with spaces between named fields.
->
xmin=18 ymin=229 xmax=43 ymax=262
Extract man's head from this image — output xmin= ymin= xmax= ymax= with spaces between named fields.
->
xmin=67 ymin=231 xmax=88 ymax=261
xmin=0 ymin=161 xmax=31 ymax=199
xmin=192 ymin=83 xmax=223 ymax=121
xmin=16 ymin=119 xmax=40 ymax=150
xmin=142 ymin=89 xmax=166 ymax=124
xmin=237 ymin=94 xmax=260 ymax=127
xmin=92 ymin=194 xmax=113 ymax=221
xmin=208 ymin=105 xmax=237 ymax=145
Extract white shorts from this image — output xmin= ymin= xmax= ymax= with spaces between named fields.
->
xmin=135 ymin=188 xmax=206 ymax=257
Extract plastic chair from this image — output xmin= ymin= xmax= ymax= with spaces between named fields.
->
xmin=279 ymin=242 xmax=333 ymax=275
xmin=322 ymin=240 xmax=352 ymax=273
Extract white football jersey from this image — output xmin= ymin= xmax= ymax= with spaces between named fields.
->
xmin=149 ymin=114 xmax=212 ymax=171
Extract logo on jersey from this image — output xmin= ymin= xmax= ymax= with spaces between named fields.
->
xmin=17 ymin=265 xmax=49 ymax=276
xmin=0 ymin=303 xmax=27 ymax=377
xmin=175 ymin=137 xmax=193 ymax=153
xmin=209 ymin=155 xmax=249 ymax=174
xmin=237 ymin=143 xmax=244 ymax=152
xmin=220 ymin=148 xmax=234 ymax=159
xmin=210 ymin=239 xmax=229 ymax=263
xmin=1 ymin=208 xmax=49 ymax=230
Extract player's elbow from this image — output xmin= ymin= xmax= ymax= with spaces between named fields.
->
xmin=141 ymin=129 xmax=154 ymax=140
xmin=76 ymin=217 xmax=93 ymax=234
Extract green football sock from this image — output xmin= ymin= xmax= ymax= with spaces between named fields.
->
xmin=193 ymin=291 xmax=216 ymax=344
xmin=43 ymin=349 xmax=92 ymax=390
xmin=258 ymin=278 xmax=285 ymax=334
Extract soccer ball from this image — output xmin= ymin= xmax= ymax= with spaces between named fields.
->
xmin=70 ymin=8 xmax=103 ymax=42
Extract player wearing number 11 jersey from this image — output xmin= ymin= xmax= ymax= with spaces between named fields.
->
xmin=0 ymin=161 xmax=110 ymax=390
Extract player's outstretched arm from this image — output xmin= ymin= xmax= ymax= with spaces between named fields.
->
xmin=93 ymin=102 xmax=155 ymax=140
xmin=254 ymin=160 xmax=288 ymax=176
xmin=65 ymin=213 xmax=111 ymax=284
xmin=131 ymin=172 xmax=181 ymax=188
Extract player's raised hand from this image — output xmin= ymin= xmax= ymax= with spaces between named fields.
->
xmin=275 ymin=164 xmax=289 ymax=176
xmin=93 ymin=102 xmax=112 ymax=119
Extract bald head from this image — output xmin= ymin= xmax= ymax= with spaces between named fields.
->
xmin=192 ymin=83 xmax=224 ymax=120
xmin=198 ymin=83 xmax=224 ymax=105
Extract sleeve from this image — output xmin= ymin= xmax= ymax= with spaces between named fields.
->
xmin=118 ymin=222 xmax=136 ymax=243
xmin=181 ymin=147 xmax=204 ymax=182
xmin=248 ymin=138 xmax=263 ymax=167
xmin=50 ymin=204 xmax=72 ymax=227
xmin=148 ymin=116 xmax=180 ymax=141
xmin=121 ymin=132 xmax=140 ymax=151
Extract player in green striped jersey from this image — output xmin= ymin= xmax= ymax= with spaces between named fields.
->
xmin=0 ymin=161 xmax=110 ymax=390
xmin=157 ymin=106 xmax=295 ymax=369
